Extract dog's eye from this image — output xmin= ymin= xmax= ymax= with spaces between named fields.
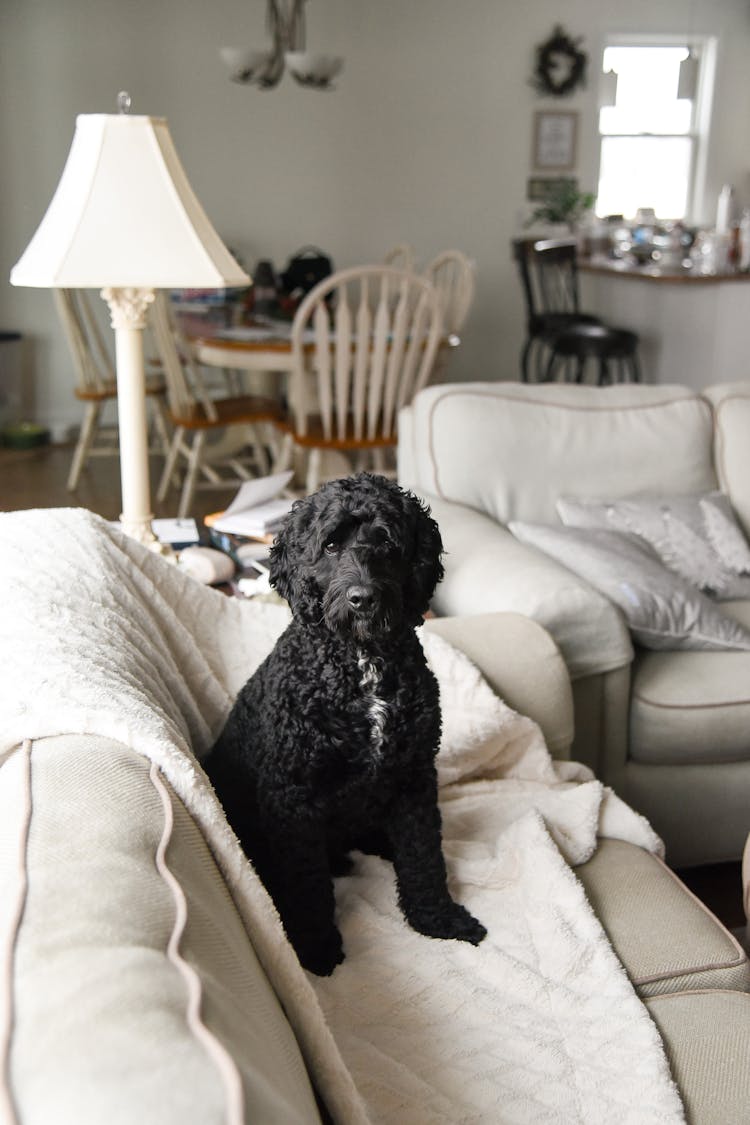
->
xmin=324 ymin=540 xmax=339 ymax=555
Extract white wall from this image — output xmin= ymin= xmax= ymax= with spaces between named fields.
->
xmin=2 ymin=0 xmax=750 ymax=432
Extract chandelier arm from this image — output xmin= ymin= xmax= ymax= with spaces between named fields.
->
xmin=288 ymin=0 xmax=307 ymax=51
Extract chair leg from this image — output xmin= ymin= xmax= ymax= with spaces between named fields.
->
xmin=247 ymin=422 xmax=271 ymax=475
xmin=149 ymin=395 xmax=172 ymax=458
xmin=305 ymin=448 xmax=322 ymax=496
xmin=630 ymin=352 xmax=641 ymax=383
xmin=543 ymin=350 xmax=559 ymax=383
xmin=179 ymin=431 xmax=206 ymax=518
xmin=272 ymin=432 xmax=295 ymax=474
xmin=520 ymin=339 xmax=532 ymax=382
xmin=67 ymin=402 xmax=102 ymax=491
xmin=157 ymin=427 xmax=184 ymax=502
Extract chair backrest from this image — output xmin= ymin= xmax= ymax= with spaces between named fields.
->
xmin=422 ymin=249 xmax=475 ymax=337
xmin=511 ymin=238 xmax=581 ymax=323
xmin=54 ymin=289 xmax=116 ymax=394
xmin=382 ymin=243 xmax=416 ymax=272
xmin=149 ymin=292 xmax=218 ymax=422
xmin=290 ymin=265 xmax=442 ymax=443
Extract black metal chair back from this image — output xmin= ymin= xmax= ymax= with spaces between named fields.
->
xmin=512 ymin=237 xmax=581 ymax=328
xmin=510 ymin=237 xmax=640 ymax=384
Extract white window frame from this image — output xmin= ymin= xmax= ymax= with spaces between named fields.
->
xmin=596 ymin=33 xmax=717 ymax=224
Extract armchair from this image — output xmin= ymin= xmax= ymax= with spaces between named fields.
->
xmin=398 ymin=379 xmax=750 ymax=866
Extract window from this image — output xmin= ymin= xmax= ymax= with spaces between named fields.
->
xmin=596 ymin=38 xmax=715 ymax=222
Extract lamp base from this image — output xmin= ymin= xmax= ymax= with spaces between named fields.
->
xmin=118 ymin=512 xmax=173 ymax=557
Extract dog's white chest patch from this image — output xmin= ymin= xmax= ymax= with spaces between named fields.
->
xmin=357 ymin=651 xmax=390 ymax=757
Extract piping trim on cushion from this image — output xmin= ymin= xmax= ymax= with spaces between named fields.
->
xmin=0 ymin=740 xmax=32 ymax=1125
xmin=149 ymin=762 xmax=245 ymax=1125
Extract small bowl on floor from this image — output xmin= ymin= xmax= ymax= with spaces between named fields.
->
xmin=1 ymin=422 xmax=51 ymax=449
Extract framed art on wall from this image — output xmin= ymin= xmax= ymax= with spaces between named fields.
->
xmin=532 ymin=111 xmax=578 ymax=171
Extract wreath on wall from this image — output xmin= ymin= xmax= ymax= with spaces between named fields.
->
xmin=531 ymin=26 xmax=588 ymax=97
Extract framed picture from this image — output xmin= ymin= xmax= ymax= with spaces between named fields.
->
xmin=532 ymin=110 xmax=578 ymax=171
xmin=527 ymin=176 xmax=578 ymax=202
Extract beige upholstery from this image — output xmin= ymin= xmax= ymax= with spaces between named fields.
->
xmin=399 ymin=379 xmax=750 ymax=865
xmin=1 ymin=734 xmax=322 ymax=1125
xmin=425 ymin=611 xmax=574 ymax=757
xmin=645 ymin=991 xmax=750 ymax=1125
xmin=577 ymin=840 xmax=750 ymax=997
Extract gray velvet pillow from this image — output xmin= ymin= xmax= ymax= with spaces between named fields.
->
xmin=508 ymin=522 xmax=750 ymax=652
xmin=556 ymin=492 xmax=750 ymax=600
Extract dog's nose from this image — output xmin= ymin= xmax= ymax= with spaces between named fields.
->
xmin=346 ymin=585 xmax=373 ymax=612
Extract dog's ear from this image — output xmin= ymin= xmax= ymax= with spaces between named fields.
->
xmin=268 ymin=515 xmax=296 ymax=604
xmin=268 ymin=506 xmax=310 ymax=614
xmin=269 ymin=499 xmax=320 ymax=619
xmin=403 ymin=489 xmax=444 ymax=623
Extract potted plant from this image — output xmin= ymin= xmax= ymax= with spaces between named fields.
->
xmin=526 ymin=181 xmax=595 ymax=232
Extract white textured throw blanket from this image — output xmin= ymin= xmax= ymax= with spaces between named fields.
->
xmin=0 ymin=510 xmax=684 ymax=1124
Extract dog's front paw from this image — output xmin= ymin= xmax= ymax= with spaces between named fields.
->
xmin=406 ymin=900 xmax=487 ymax=946
xmin=297 ymin=928 xmax=346 ymax=976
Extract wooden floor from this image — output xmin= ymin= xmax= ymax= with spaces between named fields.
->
xmin=0 ymin=441 xmax=224 ymax=524
xmin=1 ymin=440 xmax=747 ymax=936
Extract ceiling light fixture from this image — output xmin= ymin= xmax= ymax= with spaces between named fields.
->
xmin=220 ymin=0 xmax=343 ymax=91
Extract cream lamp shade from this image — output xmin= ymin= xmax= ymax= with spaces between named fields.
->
xmin=10 ymin=107 xmax=250 ymax=547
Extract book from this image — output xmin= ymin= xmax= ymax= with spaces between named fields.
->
xmin=204 ymin=470 xmax=294 ymax=538
xmin=151 ymin=517 xmax=200 ymax=548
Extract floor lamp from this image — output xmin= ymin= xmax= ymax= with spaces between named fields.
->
xmin=10 ymin=97 xmax=250 ymax=547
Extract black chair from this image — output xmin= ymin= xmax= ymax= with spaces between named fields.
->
xmin=511 ymin=238 xmax=640 ymax=384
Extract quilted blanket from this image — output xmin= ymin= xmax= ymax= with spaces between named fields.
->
xmin=0 ymin=509 xmax=684 ymax=1124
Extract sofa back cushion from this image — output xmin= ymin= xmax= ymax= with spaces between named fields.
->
xmin=406 ymin=383 xmax=718 ymax=525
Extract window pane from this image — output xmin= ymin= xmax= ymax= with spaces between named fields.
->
xmin=597 ymin=136 xmax=691 ymax=219
xmin=600 ymin=46 xmax=692 ymax=135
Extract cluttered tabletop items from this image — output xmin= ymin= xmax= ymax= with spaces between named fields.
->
xmin=579 ymin=192 xmax=750 ymax=283
xmin=153 ymin=471 xmax=294 ymax=599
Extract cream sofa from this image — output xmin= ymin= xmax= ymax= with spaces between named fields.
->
xmin=398 ymin=380 xmax=750 ymax=867
xmin=3 ymin=609 xmax=750 ymax=1123
xmin=1 ymin=506 xmax=750 ymax=1122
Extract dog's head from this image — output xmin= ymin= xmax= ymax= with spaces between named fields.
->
xmin=269 ymin=473 xmax=444 ymax=641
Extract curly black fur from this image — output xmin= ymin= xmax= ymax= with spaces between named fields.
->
xmin=205 ymin=472 xmax=486 ymax=975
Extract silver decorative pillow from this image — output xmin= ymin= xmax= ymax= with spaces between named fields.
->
xmin=508 ymin=521 xmax=750 ymax=652
xmin=556 ymin=492 xmax=750 ymax=600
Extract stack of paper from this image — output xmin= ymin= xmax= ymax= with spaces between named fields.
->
xmin=204 ymin=471 xmax=294 ymax=538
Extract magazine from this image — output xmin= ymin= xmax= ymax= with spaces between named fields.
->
xmin=204 ymin=471 xmax=294 ymax=538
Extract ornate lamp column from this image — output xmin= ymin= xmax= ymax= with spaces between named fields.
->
xmin=102 ymin=287 xmax=157 ymax=545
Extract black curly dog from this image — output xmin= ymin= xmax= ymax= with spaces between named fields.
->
xmin=205 ymin=472 xmax=486 ymax=975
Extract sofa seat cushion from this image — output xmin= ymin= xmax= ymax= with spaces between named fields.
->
xmin=630 ymin=642 xmax=750 ymax=765
xmin=576 ymin=839 xmax=750 ymax=997
xmin=0 ymin=734 xmax=322 ymax=1125
xmin=645 ymin=991 xmax=750 ymax=1125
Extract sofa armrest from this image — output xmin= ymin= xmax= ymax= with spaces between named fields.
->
xmin=424 ymin=612 xmax=574 ymax=758
xmin=703 ymin=382 xmax=750 ymax=538
xmin=425 ymin=495 xmax=633 ymax=681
